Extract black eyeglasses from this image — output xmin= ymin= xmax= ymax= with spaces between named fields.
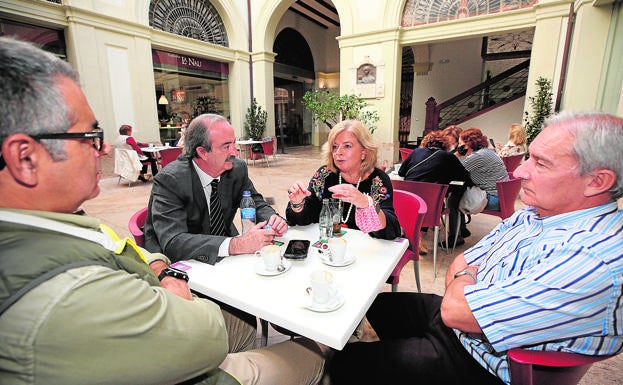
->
xmin=0 ymin=130 xmax=104 ymax=170
xmin=31 ymin=130 xmax=104 ymax=151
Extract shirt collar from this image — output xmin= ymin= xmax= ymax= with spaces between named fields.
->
xmin=528 ymin=202 xmax=619 ymax=226
xmin=192 ymin=159 xmax=216 ymax=187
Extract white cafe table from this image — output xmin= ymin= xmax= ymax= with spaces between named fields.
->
xmin=235 ymin=139 xmax=263 ymax=164
xmin=181 ymin=224 xmax=408 ymax=350
xmin=141 ymin=145 xmax=170 ymax=153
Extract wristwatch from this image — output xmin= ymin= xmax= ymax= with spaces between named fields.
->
xmin=158 ymin=267 xmax=189 ymax=282
xmin=453 ymin=269 xmax=477 ymax=283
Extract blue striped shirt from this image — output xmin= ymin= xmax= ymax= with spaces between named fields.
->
xmin=457 ymin=202 xmax=623 ymax=384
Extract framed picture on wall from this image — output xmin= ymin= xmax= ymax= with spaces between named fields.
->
xmin=172 ymin=89 xmax=186 ymax=103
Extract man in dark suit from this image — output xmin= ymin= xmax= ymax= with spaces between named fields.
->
xmin=143 ymin=115 xmax=329 ymax=385
xmin=145 ymin=113 xmax=288 ymax=266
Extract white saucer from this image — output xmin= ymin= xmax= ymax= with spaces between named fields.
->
xmin=255 ymin=259 xmax=292 ymax=276
xmin=305 ymin=292 xmax=345 ymax=312
xmin=319 ymin=254 xmax=356 ymax=267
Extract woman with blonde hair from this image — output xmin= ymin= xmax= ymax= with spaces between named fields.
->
xmin=497 ymin=123 xmax=527 ymax=157
xmin=286 ymin=120 xmax=400 ymax=239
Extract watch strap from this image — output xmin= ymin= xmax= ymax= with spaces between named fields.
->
xmin=158 ymin=267 xmax=189 ymax=282
xmin=454 ymin=269 xmax=477 ymax=283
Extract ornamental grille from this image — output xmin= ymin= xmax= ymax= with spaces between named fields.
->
xmin=402 ymin=0 xmax=536 ymax=26
xmin=149 ymin=0 xmax=228 ymax=47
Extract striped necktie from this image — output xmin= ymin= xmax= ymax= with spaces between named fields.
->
xmin=209 ymin=179 xmax=226 ymax=236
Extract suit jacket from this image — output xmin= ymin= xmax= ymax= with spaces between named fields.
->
xmin=144 ymin=156 xmax=277 ymax=264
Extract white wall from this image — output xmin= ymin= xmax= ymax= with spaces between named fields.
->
xmin=410 ymin=38 xmax=484 ymax=137
xmin=460 ymin=97 xmax=526 ymax=146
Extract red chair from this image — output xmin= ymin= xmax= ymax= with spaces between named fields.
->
xmin=392 ymin=180 xmax=450 ymax=277
xmin=508 ymin=348 xmax=612 ymax=385
xmin=128 ymin=207 xmax=148 ymax=247
xmin=259 ymin=137 xmax=276 ymax=166
xmin=502 ymin=153 xmax=525 ymax=173
xmin=387 ymin=190 xmax=426 ymax=292
xmin=249 ymin=137 xmax=275 ymax=167
xmin=399 ymin=147 xmax=413 ymax=162
xmin=157 ymin=147 xmax=182 ymax=169
xmin=482 ymin=177 xmax=522 ymax=220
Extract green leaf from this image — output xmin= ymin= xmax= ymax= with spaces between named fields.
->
xmin=244 ymin=98 xmax=267 ymax=140
xmin=302 ymin=90 xmax=379 ymax=134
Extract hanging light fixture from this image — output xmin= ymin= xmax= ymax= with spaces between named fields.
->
xmin=158 ymin=94 xmax=169 ymax=105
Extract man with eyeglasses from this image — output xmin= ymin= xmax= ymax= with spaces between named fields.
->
xmin=0 ymin=37 xmax=325 ymax=385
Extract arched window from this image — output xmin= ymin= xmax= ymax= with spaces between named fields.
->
xmin=402 ymin=0 xmax=536 ymax=26
xmin=149 ymin=0 xmax=228 ymax=47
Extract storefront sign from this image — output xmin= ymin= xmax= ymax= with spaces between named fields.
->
xmin=152 ymin=49 xmax=228 ymax=79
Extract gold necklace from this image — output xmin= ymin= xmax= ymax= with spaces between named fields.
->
xmin=338 ymin=173 xmax=362 ymax=223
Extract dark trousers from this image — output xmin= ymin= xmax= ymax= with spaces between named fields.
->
xmin=141 ymin=158 xmax=159 ymax=176
xmin=447 ymin=187 xmax=467 ymax=240
xmin=329 ymin=293 xmax=504 ymax=385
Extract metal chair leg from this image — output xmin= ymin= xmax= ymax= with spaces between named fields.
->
xmin=260 ymin=318 xmax=269 ymax=347
xmin=433 ymin=226 xmax=439 ymax=277
xmin=413 ymin=260 xmax=421 ymax=292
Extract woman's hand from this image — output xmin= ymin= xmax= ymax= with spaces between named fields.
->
xmin=288 ymin=181 xmax=311 ymax=205
xmin=328 ymin=184 xmax=369 ymax=208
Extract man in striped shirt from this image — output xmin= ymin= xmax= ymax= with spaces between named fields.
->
xmin=330 ymin=111 xmax=623 ymax=385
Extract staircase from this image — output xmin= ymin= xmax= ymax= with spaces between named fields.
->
xmin=424 ymin=60 xmax=530 ymax=133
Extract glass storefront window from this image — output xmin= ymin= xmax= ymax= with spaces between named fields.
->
xmin=153 ymin=49 xmax=229 ymax=143
xmin=1 ymin=19 xmax=66 ymax=59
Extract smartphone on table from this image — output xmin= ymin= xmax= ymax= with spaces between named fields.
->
xmin=284 ymin=239 xmax=310 ymax=260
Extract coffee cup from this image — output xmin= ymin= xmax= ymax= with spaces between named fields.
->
xmin=255 ymin=244 xmax=281 ymax=271
xmin=307 ymin=270 xmax=335 ymax=304
xmin=328 ymin=237 xmax=347 ymax=263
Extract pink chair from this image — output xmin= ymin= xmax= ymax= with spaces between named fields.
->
xmin=128 ymin=207 xmax=148 ymax=247
xmin=502 ymin=153 xmax=524 ymax=173
xmin=157 ymin=147 xmax=182 ymax=169
xmin=508 ymin=348 xmax=612 ymax=385
xmin=391 ymin=180 xmax=450 ymax=277
xmin=481 ymin=177 xmax=522 ymax=220
xmin=399 ymin=147 xmax=413 ymax=162
xmin=387 ymin=190 xmax=426 ymax=292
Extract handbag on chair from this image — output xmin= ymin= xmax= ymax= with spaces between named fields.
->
xmin=459 ymin=186 xmax=487 ymax=214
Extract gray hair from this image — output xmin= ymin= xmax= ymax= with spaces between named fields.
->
xmin=545 ymin=111 xmax=623 ymax=199
xmin=0 ymin=37 xmax=80 ymax=161
xmin=182 ymin=114 xmax=229 ymax=158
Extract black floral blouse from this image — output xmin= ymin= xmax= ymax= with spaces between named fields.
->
xmin=285 ymin=165 xmax=401 ymax=240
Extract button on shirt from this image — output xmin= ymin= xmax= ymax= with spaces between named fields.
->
xmin=457 ymin=202 xmax=623 ymax=384
xmin=192 ymin=161 xmax=232 ymax=256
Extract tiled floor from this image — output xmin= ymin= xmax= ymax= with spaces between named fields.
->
xmin=88 ymin=145 xmax=621 ymax=385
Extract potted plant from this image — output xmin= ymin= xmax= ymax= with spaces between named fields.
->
xmin=244 ymin=98 xmax=268 ymax=140
xmin=302 ymin=90 xmax=379 ymax=134
xmin=524 ymin=77 xmax=553 ymax=147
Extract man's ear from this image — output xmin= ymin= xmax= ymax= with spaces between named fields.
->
xmin=584 ymin=168 xmax=617 ymax=198
xmin=1 ymin=134 xmax=40 ymax=187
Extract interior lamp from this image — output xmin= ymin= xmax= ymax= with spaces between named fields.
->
xmin=158 ymin=94 xmax=169 ymax=105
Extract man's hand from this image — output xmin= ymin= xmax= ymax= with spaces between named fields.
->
xmin=229 ymin=221 xmax=276 ymax=254
xmin=267 ymin=214 xmax=288 ymax=236
xmin=160 ymin=276 xmax=193 ymax=300
xmin=149 ymin=260 xmax=168 ymax=277
xmin=150 ymin=261 xmax=193 ymax=300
